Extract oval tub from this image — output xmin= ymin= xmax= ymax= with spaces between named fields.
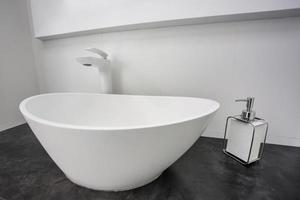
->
xmin=20 ymin=93 xmax=219 ymax=191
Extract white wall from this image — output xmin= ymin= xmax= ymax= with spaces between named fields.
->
xmin=0 ymin=0 xmax=39 ymax=131
xmin=33 ymin=17 xmax=300 ymax=146
xmin=30 ymin=0 xmax=300 ymax=39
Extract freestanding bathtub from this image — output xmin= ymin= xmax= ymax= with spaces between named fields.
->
xmin=20 ymin=93 xmax=219 ymax=191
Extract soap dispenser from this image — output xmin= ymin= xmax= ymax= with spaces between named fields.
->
xmin=223 ymin=97 xmax=268 ymax=165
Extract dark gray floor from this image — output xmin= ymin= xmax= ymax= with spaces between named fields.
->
xmin=0 ymin=124 xmax=300 ymax=200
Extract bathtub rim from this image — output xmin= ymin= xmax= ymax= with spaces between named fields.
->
xmin=19 ymin=92 xmax=220 ymax=131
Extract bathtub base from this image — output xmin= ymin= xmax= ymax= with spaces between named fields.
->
xmin=65 ymin=173 xmax=162 ymax=191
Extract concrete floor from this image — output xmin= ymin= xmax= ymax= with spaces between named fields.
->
xmin=0 ymin=124 xmax=299 ymax=200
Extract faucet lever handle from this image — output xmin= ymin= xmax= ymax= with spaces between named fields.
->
xmin=85 ymin=48 xmax=108 ymax=59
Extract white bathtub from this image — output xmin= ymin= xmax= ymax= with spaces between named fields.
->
xmin=20 ymin=93 xmax=219 ymax=191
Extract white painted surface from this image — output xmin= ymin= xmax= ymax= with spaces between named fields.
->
xmin=32 ymin=17 xmax=300 ymax=147
xmin=20 ymin=93 xmax=219 ymax=190
xmin=0 ymin=0 xmax=39 ymax=131
xmin=29 ymin=0 xmax=300 ymax=39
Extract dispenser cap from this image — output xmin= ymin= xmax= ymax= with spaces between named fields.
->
xmin=235 ymin=97 xmax=256 ymax=121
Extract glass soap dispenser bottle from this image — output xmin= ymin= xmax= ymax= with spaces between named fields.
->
xmin=223 ymin=97 xmax=268 ymax=165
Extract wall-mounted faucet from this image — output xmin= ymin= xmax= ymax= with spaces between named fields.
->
xmin=76 ymin=48 xmax=112 ymax=94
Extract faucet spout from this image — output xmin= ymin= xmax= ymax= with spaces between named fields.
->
xmin=76 ymin=56 xmax=108 ymax=68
